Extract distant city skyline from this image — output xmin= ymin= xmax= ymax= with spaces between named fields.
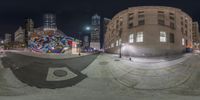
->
xmin=0 ymin=0 xmax=200 ymax=38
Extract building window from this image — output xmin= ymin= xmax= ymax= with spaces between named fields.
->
xmin=170 ymin=22 xmax=175 ymax=29
xmin=169 ymin=12 xmax=174 ymax=16
xmin=111 ymin=43 xmax=114 ymax=48
xmin=181 ymin=21 xmax=183 ymax=25
xmin=158 ymin=11 xmax=164 ymax=14
xmin=170 ymin=33 xmax=175 ymax=43
xmin=181 ymin=27 xmax=184 ymax=34
xmin=158 ymin=19 xmax=165 ymax=25
xmin=119 ymin=28 xmax=123 ymax=36
xmin=119 ymin=39 xmax=122 ymax=45
xmin=136 ymin=32 xmax=143 ymax=42
xmin=160 ymin=31 xmax=167 ymax=42
xmin=129 ymin=34 xmax=134 ymax=43
xmin=128 ymin=13 xmax=134 ymax=19
xmin=116 ymin=40 xmax=119 ymax=46
xmin=182 ymin=38 xmax=185 ymax=46
xmin=170 ymin=16 xmax=175 ymax=21
xmin=181 ymin=17 xmax=183 ymax=20
xmin=138 ymin=20 xmax=145 ymax=25
xmin=138 ymin=15 xmax=145 ymax=18
xmin=128 ymin=23 xmax=134 ymax=29
xmin=138 ymin=11 xmax=144 ymax=14
xmin=185 ymin=24 xmax=188 ymax=28
xmin=185 ymin=30 xmax=188 ymax=36
xmin=119 ymin=21 xmax=123 ymax=26
xmin=158 ymin=14 xmax=165 ymax=19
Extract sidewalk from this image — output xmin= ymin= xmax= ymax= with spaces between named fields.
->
xmin=104 ymin=53 xmax=195 ymax=89
xmin=108 ymin=53 xmax=192 ymax=69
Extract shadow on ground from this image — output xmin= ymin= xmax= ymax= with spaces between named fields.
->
xmin=1 ymin=52 xmax=99 ymax=89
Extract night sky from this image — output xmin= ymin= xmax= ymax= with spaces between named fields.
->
xmin=0 ymin=0 xmax=200 ymax=38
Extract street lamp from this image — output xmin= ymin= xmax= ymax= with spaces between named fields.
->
xmin=1 ymin=40 xmax=4 ymax=44
xmin=78 ymin=26 xmax=91 ymax=56
xmin=119 ymin=30 xmax=122 ymax=58
xmin=86 ymin=26 xmax=91 ymax=31
xmin=78 ymin=33 xmax=81 ymax=56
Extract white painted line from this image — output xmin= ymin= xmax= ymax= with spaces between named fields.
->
xmin=46 ymin=67 xmax=77 ymax=81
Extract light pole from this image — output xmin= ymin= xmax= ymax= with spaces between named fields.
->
xmin=119 ymin=30 xmax=122 ymax=58
xmin=78 ymin=32 xmax=81 ymax=56
xmin=78 ymin=26 xmax=91 ymax=56
xmin=85 ymin=26 xmax=91 ymax=51
xmin=119 ymin=42 xmax=122 ymax=58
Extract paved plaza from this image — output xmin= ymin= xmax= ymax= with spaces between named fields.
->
xmin=0 ymin=51 xmax=200 ymax=100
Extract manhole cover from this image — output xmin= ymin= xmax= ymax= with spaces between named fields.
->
xmin=53 ymin=70 xmax=68 ymax=77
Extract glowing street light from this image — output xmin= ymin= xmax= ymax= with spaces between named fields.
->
xmin=85 ymin=26 xmax=91 ymax=31
xmin=1 ymin=40 xmax=4 ymax=44
xmin=86 ymin=26 xmax=91 ymax=31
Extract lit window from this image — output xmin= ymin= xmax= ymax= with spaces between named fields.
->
xmin=136 ymin=32 xmax=143 ymax=42
xmin=119 ymin=39 xmax=122 ymax=45
xmin=160 ymin=31 xmax=167 ymax=42
xmin=116 ymin=40 xmax=119 ymax=46
xmin=182 ymin=38 xmax=185 ymax=46
xmin=129 ymin=34 xmax=134 ymax=43
xmin=111 ymin=43 xmax=114 ymax=48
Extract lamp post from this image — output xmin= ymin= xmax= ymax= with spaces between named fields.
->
xmin=119 ymin=30 xmax=122 ymax=58
xmin=78 ymin=26 xmax=91 ymax=56
xmin=78 ymin=33 xmax=81 ymax=56
xmin=119 ymin=42 xmax=122 ymax=58
xmin=85 ymin=26 xmax=91 ymax=51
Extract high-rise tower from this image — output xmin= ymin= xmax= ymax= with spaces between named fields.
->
xmin=43 ymin=14 xmax=57 ymax=31
xmin=90 ymin=14 xmax=101 ymax=50
xmin=24 ymin=18 xmax=34 ymax=47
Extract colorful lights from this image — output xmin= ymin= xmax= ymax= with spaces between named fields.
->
xmin=29 ymin=30 xmax=74 ymax=53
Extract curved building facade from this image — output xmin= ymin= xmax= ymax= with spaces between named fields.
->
xmin=104 ymin=6 xmax=193 ymax=56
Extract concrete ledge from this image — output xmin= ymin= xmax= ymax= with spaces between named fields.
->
xmin=5 ymin=50 xmax=94 ymax=59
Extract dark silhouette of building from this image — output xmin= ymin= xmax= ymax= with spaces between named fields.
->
xmin=24 ymin=18 xmax=34 ymax=47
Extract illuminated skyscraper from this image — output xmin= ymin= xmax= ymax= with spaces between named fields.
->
xmin=43 ymin=14 xmax=57 ymax=31
xmin=90 ymin=14 xmax=101 ymax=50
xmin=4 ymin=33 xmax=12 ymax=43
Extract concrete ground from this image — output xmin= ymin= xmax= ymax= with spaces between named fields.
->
xmin=0 ymin=52 xmax=200 ymax=100
xmin=2 ymin=52 xmax=99 ymax=88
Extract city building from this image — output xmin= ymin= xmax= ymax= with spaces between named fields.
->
xmin=43 ymin=14 xmax=57 ymax=31
xmin=14 ymin=26 xmax=26 ymax=48
xmin=28 ymin=14 xmax=79 ymax=54
xmin=24 ymin=18 xmax=34 ymax=47
xmin=4 ymin=33 xmax=12 ymax=44
xmin=192 ymin=22 xmax=200 ymax=49
xmin=83 ymin=35 xmax=90 ymax=49
xmin=105 ymin=6 xmax=193 ymax=57
xmin=90 ymin=14 xmax=101 ymax=50
xmin=103 ymin=18 xmax=111 ymax=49
xmin=14 ymin=26 xmax=25 ymax=43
